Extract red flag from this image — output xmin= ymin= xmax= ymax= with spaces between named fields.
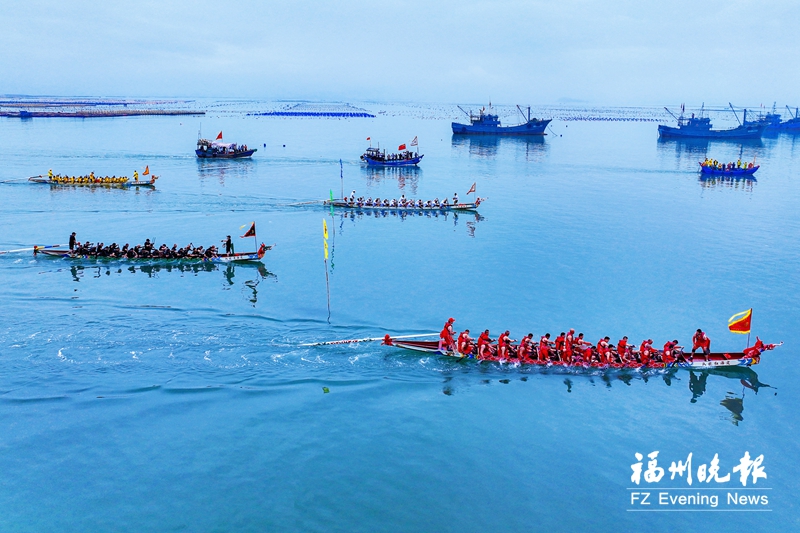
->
xmin=467 ymin=182 xmax=476 ymax=195
xmin=728 ymin=309 xmax=752 ymax=334
xmin=216 ymin=131 xmax=223 ymax=140
xmin=142 ymin=165 xmax=150 ymax=176
xmin=398 ymin=144 xmax=406 ymax=150
xmin=241 ymin=222 xmax=256 ymax=238
xmin=366 ymin=137 xmax=371 ymax=141
xmin=410 ymin=136 xmax=418 ymax=147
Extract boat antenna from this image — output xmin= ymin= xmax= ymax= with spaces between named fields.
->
xmin=729 ymin=103 xmax=742 ymax=125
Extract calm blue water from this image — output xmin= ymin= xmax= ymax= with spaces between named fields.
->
xmin=1 ymin=102 xmax=799 ymax=532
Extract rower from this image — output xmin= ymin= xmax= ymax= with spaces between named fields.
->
xmin=563 ymin=329 xmax=575 ymax=363
xmin=663 ymin=339 xmax=680 ymax=364
xmin=538 ymin=333 xmax=552 ymax=361
xmin=596 ymin=336 xmax=611 ymax=363
xmin=518 ymin=333 xmax=534 ymax=361
xmin=554 ymin=332 xmax=566 ymax=357
xmin=691 ymin=329 xmax=711 ymax=362
xmin=438 ymin=318 xmax=456 ymax=353
xmin=457 ymin=329 xmax=473 ymax=355
xmin=497 ymin=330 xmax=512 ymax=359
xmin=69 ymin=232 xmax=77 ymax=251
xmin=478 ymin=329 xmax=493 ymax=359
xmin=617 ymin=336 xmax=629 ymax=361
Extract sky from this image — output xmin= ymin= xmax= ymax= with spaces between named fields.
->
xmin=1 ymin=0 xmax=798 ymax=106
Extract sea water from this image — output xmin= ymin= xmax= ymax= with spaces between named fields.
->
xmin=0 ymin=102 xmax=798 ymax=532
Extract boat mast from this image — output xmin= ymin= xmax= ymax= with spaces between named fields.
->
xmin=729 ymin=103 xmax=742 ymax=125
xmin=664 ymin=107 xmax=681 ymax=123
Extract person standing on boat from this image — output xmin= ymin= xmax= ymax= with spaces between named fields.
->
xmin=452 ymin=193 xmax=459 ymax=205
xmin=223 ymin=235 xmax=234 ymax=255
xmin=563 ymin=329 xmax=575 ymax=363
xmin=691 ymin=329 xmax=711 ymax=362
xmin=438 ymin=318 xmax=456 ymax=352
xmin=69 ymin=232 xmax=76 ymax=251
xmin=133 ymin=170 xmax=139 ymax=182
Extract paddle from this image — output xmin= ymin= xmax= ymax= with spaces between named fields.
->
xmin=0 ymin=244 xmax=64 ymax=255
xmin=301 ymin=333 xmax=438 ymax=347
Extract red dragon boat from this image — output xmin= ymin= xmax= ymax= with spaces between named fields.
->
xmin=386 ymin=339 xmax=780 ymax=371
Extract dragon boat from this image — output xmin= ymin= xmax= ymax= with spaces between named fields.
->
xmin=387 ymin=339 xmax=779 ymax=371
xmin=324 ymin=199 xmax=482 ymax=212
xmin=35 ymin=243 xmax=272 ymax=264
xmin=699 ymin=163 xmax=759 ymax=176
xmin=28 ymin=175 xmax=157 ymax=188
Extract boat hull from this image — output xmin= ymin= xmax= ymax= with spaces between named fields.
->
xmin=195 ymin=149 xmax=256 ymax=159
xmin=392 ymin=340 xmax=761 ymax=370
xmin=362 ymin=155 xmax=423 ymax=166
xmin=657 ymin=124 xmax=765 ymax=139
xmin=324 ymin=200 xmax=481 ymax=212
xmin=452 ymin=119 xmax=551 ymax=135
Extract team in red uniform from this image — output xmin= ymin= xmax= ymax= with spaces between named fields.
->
xmin=418 ymin=319 xmax=779 ymax=367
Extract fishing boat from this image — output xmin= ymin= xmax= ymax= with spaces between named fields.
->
xmin=699 ymin=163 xmax=759 ymax=176
xmin=452 ymin=104 xmax=551 ymax=135
xmin=196 ymin=137 xmax=256 ymax=159
xmin=764 ymin=104 xmax=800 ymax=131
xmin=324 ymin=199 xmax=483 ymax=212
xmin=28 ymin=175 xmax=157 ymax=188
xmin=360 ymin=147 xmax=423 ymax=166
xmin=658 ymin=104 xmax=766 ymax=139
xmin=35 ymin=243 xmax=272 ymax=264
xmin=388 ymin=339 xmax=779 ymax=371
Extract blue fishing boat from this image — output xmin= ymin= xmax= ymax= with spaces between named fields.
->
xmin=764 ymin=104 xmax=800 ymax=131
xmin=451 ymin=104 xmax=551 ymax=135
xmin=195 ymin=132 xmax=256 ymax=159
xmin=657 ymin=104 xmax=766 ymax=139
xmin=360 ymin=147 xmax=423 ymax=166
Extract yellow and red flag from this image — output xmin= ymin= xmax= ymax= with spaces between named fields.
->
xmin=728 ymin=308 xmax=752 ymax=334
xmin=240 ymin=222 xmax=256 ymax=238
xmin=398 ymin=144 xmax=406 ymax=150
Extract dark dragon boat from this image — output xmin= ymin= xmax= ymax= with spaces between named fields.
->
xmin=36 ymin=243 xmax=272 ymax=264
xmin=452 ymin=104 xmax=551 ymax=135
xmin=324 ymin=198 xmax=483 ymax=212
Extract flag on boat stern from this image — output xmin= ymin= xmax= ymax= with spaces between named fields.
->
xmin=398 ymin=144 xmax=406 ymax=150
xmin=728 ymin=308 xmax=752 ymax=334
xmin=240 ymin=222 xmax=256 ymax=238
xmin=143 ymin=166 xmax=150 ymax=176
xmin=216 ymin=131 xmax=223 ymax=140
xmin=410 ymin=136 xmax=418 ymax=147
xmin=467 ymin=182 xmax=476 ymax=195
